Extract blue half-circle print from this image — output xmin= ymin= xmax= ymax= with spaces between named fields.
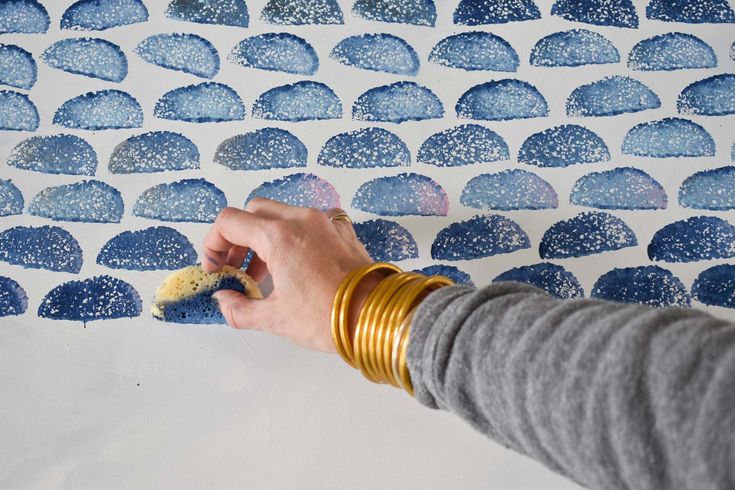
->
xmin=0 ymin=276 xmax=27 ymax=317
xmin=646 ymin=0 xmax=735 ymax=23
xmin=215 ymin=128 xmax=307 ymax=171
xmin=354 ymin=82 xmax=443 ymax=123
xmin=692 ymin=265 xmax=735 ymax=308
xmin=648 ymin=216 xmax=735 ymax=262
xmin=166 ymin=0 xmax=249 ymax=27
xmin=354 ymin=219 xmax=418 ymax=262
xmin=622 ymin=118 xmax=715 ymax=157
xmin=0 ymin=225 xmax=82 ymax=273
xmin=109 ymin=132 xmax=199 ymax=174
xmin=415 ymin=265 xmax=474 ymax=286
xmin=429 ymin=32 xmax=518 ymax=72
xmin=61 ymin=0 xmax=148 ymax=30
xmin=352 ymin=0 xmax=436 ymax=26
xmin=134 ymin=179 xmax=226 ymax=223
xmin=570 ymin=168 xmax=667 ymax=210
xmin=678 ymin=74 xmax=735 ymax=116
xmin=540 ymin=212 xmax=637 ymax=259
xmin=155 ymin=82 xmax=245 ymax=123
xmin=518 ymin=124 xmax=610 ymax=167
xmin=230 ymin=33 xmax=318 ymax=75
xmin=39 ymin=275 xmax=141 ymax=322
xmin=461 ymin=170 xmax=558 ymax=210
xmin=247 ymin=173 xmax=340 ymax=209
xmin=493 ymin=263 xmax=584 ymax=298
xmin=331 ymin=34 xmax=419 ymax=76
xmin=137 ymin=33 xmax=219 ymax=79
xmin=591 ymin=266 xmax=690 ymax=307
xmin=318 ymin=127 xmax=410 ymax=169
xmin=628 ymin=33 xmax=717 ymax=71
xmin=253 ymin=81 xmax=341 ymax=122
xmin=551 ymin=0 xmax=639 ymax=27
xmin=0 ymin=180 xmax=23 ymax=217
xmin=352 ymin=173 xmax=448 ymax=216
xmin=8 ymin=134 xmax=97 ymax=175
xmin=0 ymin=0 xmax=49 ymax=34
xmin=418 ymin=124 xmax=509 ymax=167
xmin=530 ymin=29 xmax=619 ymax=67
xmin=680 ymin=167 xmax=735 ymax=210
xmin=261 ymin=0 xmax=344 ymax=25
xmin=432 ymin=215 xmax=531 ymax=261
xmin=0 ymin=90 xmax=38 ymax=131
xmin=43 ymin=38 xmax=127 ymax=82
xmin=454 ymin=0 xmax=541 ymax=25
xmin=29 ymin=180 xmax=124 ymax=223
xmin=54 ymin=90 xmax=142 ymax=130
xmin=457 ymin=80 xmax=548 ymax=121
xmin=567 ymin=76 xmax=660 ymax=117
xmin=97 ymin=226 xmax=197 ymax=271
xmin=0 ymin=44 xmax=36 ymax=89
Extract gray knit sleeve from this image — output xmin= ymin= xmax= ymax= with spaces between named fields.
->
xmin=407 ymin=282 xmax=735 ymax=490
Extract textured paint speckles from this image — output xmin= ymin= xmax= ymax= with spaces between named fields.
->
xmin=156 ymin=83 xmax=245 ymax=123
xmin=318 ymin=127 xmax=409 ymax=169
xmin=418 ymin=124 xmax=509 ymax=167
xmin=54 ymin=90 xmax=142 ymax=130
xmin=230 ymin=33 xmax=318 ymax=75
xmin=680 ymin=167 xmax=735 ymax=210
xmin=646 ymin=0 xmax=735 ymax=23
xmin=648 ymin=216 xmax=735 ymax=262
xmin=109 ymin=132 xmax=199 ymax=174
xmin=97 ymin=227 xmax=197 ymax=271
xmin=137 ymin=33 xmax=219 ymax=79
xmin=540 ymin=212 xmax=637 ymax=259
xmin=0 ymin=0 xmax=49 ymax=34
xmin=519 ymin=124 xmax=609 ymax=168
xmin=493 ymin=263 xmax=584 ymax=298
xmin=692 ymin=265 xmax=735 ymax=308
xmin=432 ymin=215 xmax=530 ymax=261
xmin=429 ymin=32 xmax=518 ymax=72
xmin=8 ymin=134 xmax=97 ymax=175
xmin=166 ymin=0 xmax=249 ymax=27
xmin=0 ymin=180 xmax=23 ymax=217
xmin=591 ymin=266 xmax=690 ymax=307
xmin=0 ymin=44 xmax=36 ymax=89
xmin=247 ymin=173 xmax=339 ymax=209
xmin=261 ymin=0 xmax=343 ymax=25
xmin=461 ymin=170 xmax=558 ymax=210
xmin=254 ymin=81 xmax=341 ymax=122
xmin=352 ymin=173 xmax=448 ymax=216
xmin=353 ymin=82 xmax=443 ymax=123
xmin=43 ymin=38 xmax=127 ymax=82
xmin=530 ymin=29 xmax=619 ymax=67
xmin=628 ymin=33 xmax=717 ymax=71
xmin=38 ymin=275 xmax=141 ymax=323
xmin=567 ymin=76 xmax=660 ymax=117
xmin=352 ymin=0 xmax=437 ymax=26
xmin=570 ymin=168 xmax=667 ymax=210
xmin=332 ymin=34 xmax=419 ymax=76
xmin=456 ymin=80 xmax=548 ymax=121
xmin=415 ymin=265 xmax=474 ymax=286
xmin=215 ymin=128 xmax=307 ymax=171
xmin=0 ymin=276 xmax=27 ymax=317
xmin=354 ymin=219 xmax=418 ymax=262
xmin=677 ymin=74 xmax=735 ymax=116
xmin=551 ymin=0 xmax=639 ymax=27
xmin=29 ymin=180 xmax=124 ymax=223
xmin=133 ymin=179 xmax=226 ymax=223
xmin=622 ymin=118 xmax=715 ymax=157
xmin=0 ymin=90 xmax=38 ymax=131
xmin=61 ymin=0 xmax=148 ymax=31
xmin=454 ymin=0 xmax=541 ymax=25
xmin=0 ymin=225 xmax=83 ymax=273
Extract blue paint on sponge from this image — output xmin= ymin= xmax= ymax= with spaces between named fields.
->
xmin=215 ymin=128 xmax=307 ymax=171
xmin=461 ymin=170 xmax=558 ymax=210
xmin=0 ymin=0 xmax=49 ymax=34
xmin=261 ymin=0 xmax=343 ymax=25
xmin=134 ymin=179 xmax=227 ymax=223
xmin=530 ymin=29 xmax=619 ymax=67
xmin=137 ymin=33 xmax=219 ymax=79
xmin=494 ymin=263 xmax=584 ymax=298
xmin=540 ymin=212 xmax=637 ymax=259
xmin=29 ymin=180 xmax=124 ymax=223
xmin=166 ymin=0 xmax=249 ymax=27
xmin=519 ymin=124 xmax=610 ymax=168
xmin=61 ymin=0 xmax=148 ymax=30
xmin=567 ymin=76 xmax=660 ymax=117
xmin=454 ymin=0 xmax=541 ymax=25
xmin=570 ymin=168 xmax=667 ymax=210
xmin=230 ymin=33 xmax=318 ymax=75
xmin=591 ymin=266 xmax=690 ymax=307
xmin=54 ymin=89 xmax=143 ymax=130
xmin=254 ymin=81 xmax=341 ymax=122
xmin=457 ymin=79 xmax=548 ymax=121
xmin=648 ymin=216 xmax=735 ymax=262
xmin=8 ymin=134 xmax=97 ymax=175
xmin=354 ymin=219 xmax=418 ymax=262
xmin=156 ymin=82 xmax=245 ymax=123
xmin=0 ymin=90 xmax=38 ymax=131
xmin=628 ymin=33 xmax=717 ymax=71
xmin=353 ymin=82 xmax=443 ymax=123
xmin=430 ymin=32 xmax=518 ymax=72
xmin=318 ymin=128 xmax=410 ymax=169
xmin=0 ymin=225 xmax=82 ymax=273
xmin=97 ymin=226 xmax=197 ymax=271
xmin=692 ymin=265 xmax=735 ymax=308
xmin=432 ymin=215 xmax=530 ymax=261
xmin=678 ymin=74 xmax=735 ymax=116
xmin=332 ymin=34 xmax=419 ymax=76
xmin=0 ymin=276 xmax=27 ymax=317
xmin=39 ymin=275 xmax=141 ymax=323
xmin=247 ymin=173 xmax=340 ymax=209
xmin=43 ymin=38 xmax=127 ymax=82
xmin=418 ymin=124 xmax=509 ymax=167
xmin=0 ymin=180 xmax=23 ymax=217
xmin=680 ymin=166 xmax=735 ymax=210
xmin=622 ymin=117 xmax=715 ymax=157
xmin=109 ymin=131 xmax=199 ymax=174
xmin=0 ymin=44 xmax=36 ymax=89
xmin=352 ymin=173 xmax=448 ymax=216
xmin=551 ymin=0 xmax=639 ymax=27
xmin=352 ymin=0 xmax=437 ymax=26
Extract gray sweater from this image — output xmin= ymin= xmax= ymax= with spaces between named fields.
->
xmin=407 ymin=282 xmax=735 ymax=490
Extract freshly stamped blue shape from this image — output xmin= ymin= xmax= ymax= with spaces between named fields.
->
xmin=591 ymin=266 xmax=690 ymax=307
xmin=0 ymin=225 xmax=82 ymax=273
xmin=622 ymin=118 xmax=715 ymax=157
xmin=415 ymin=265 xmax=474 ymax=286
xmin=110 ymin=132 xmax=199 ymax=174
xmin=551 ymin=0 xmax=639 ymax=27
xmin=216 ymin=128 xmax=307 ymax=171
xmin=166 ymin=0 xmax=249 ymax=27
xmin=0 ymin=44 xmax=36 ymax=89
xmin=0 ymin=90 xmax=37 ymax=131
xmin=540 ymin=212 xmax=637 ymax=259
xmin=38 ymin=275 xmax=141 ymax=323
xmin=567 ymin=76 xmax=660 ymax=117
xmin=457 ymin=80 xmax=548 ymax=121
xmin=230 ymin=33 xmax=318 ymax=75
xmin=493 ymin=263 xmax=584 ymax=298
xmin=247 ymin=173 xmax=340 ymax=210
xmin=692 ymin=265 xmax=735 ymax=308
xmin=0 ymin=276 xmax=27 ymax=317
xmin=8 ymin=134 xmax=97 ymax=175
xmin=571 ymin=168 xmax=667 ymax=210
xmin=429 ymin=32 xmax=518 ymax=72
xmin=454 ymin=0 xmax=541 ymax=25
xmin=61 ymin=0 xmax=148 ymax=30
xmin=354 ymin=219 xmax=418 ymax=262
xmin=0 ymin=180 xmax=23 ymax=216
xmin=254 ymin=81 xmax=341 ymax=122
xmin=43 ymin=38 xmax=127 ymax=82
xmin=461 ymin=169 xmax=558 ymax=210
xmin=137 ymin=33 xmax=219 ymax=79
xmin=432 ymin=215 xmax=530 ymax=261
xmin=418 ymin=124 xmax=509 ymax=167
xmin=29 ymin=180 xmax=124 ymax=223
xmin=332 ymin=34 xmax=419 ymax=76
xmin=352 ymin=0 xmax=437 ymax=26
xmin=648 ymin=216 xmax=735 ymax=262
xmin=680 ymin=166 xmax=735 ymax=210
xmin=646 ymin=0 xmax=735 ymax=23
xmin=261 ymin=0 xmax=344 ymax=25
xmin=54 ymin=90 xmax=142 ymax=130
xmin=97 ymin=226 xmax=197 ymax=271
xmin=354 ymin=82 xmax=443 ymax=123
xmin=318 ymin=127 xmax=410 ymax=169
xmin=678 ymin=74 xmax=735 ymax=116
xmin=518 ymin=124 xmax=610 ymax=167
xmin=530 ymin=29 xmax=619 ymax=67
xmin=134 ymin=179 xmax=226 ymax=223
xmin=156 ymin=82 xmax=245 ymax=123
xmin=628 ymin=33 xmax=717 ymax=71
xmin=352 ymin=173 xmax=448 ymax=216
xmin=0 ymin=0 xmax=49 ymax=33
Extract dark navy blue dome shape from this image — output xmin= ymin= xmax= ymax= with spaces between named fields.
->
xmin=628 ymin=33 xmax=717 ymax=71
xmin=133 ymin=179 xmax=227 ymax=223
xmin=352 ymin=0 xmax=437 ymax=26
xmin=646 ymin=0 xmax=735 ymax=23
xmin=461 ymin=169 xmax=558 ymax=210
xmin=0 ymin=90 xmax=38 ymax=131
xmin=622 ymin=117 xmax=715 ymax=158
xmin=253 ymin=81 xmax=342 ymax=122
xmin=54 ymin=89 xmax=143 ymax=130
xmin=61 ymin=0 xmax=148 ymax=31
xmin=331 ymin=34 xmax=419 ymax=76
xmin=0 ymin=0 xmax=49 ymax=33
xmin=0 ymin=225 xmax=82 ymax=273
xmin=493 ymin=262 xmax=584 ymax=298
xmin=7 ymin=134 xmax=97 ymax=175
xmin=454 ymin=0 xmax=541 ymax=25
xmin=166 ymin=0 xmax=249 ymax=27
xmin=29 ymin=180 xmax=124 ymax=223
xmin=429 ymin=32 xmax=518 ymax=72
xmin=0 ymin=44 xmax=36 ymax=89
xmin=530 ymin=29 xmax=619 ymax=67
xmin=0 ymin=276 xmax=27 ymax=317
xmin=432 ymin=214 xmax=530 ymax=261
xmin=352 ymin=173 xmax=448 ymax=216
xmin=230 ymin=33 xmax=318 ymax=75
xmin=567 ymin=76 xmax=660 ymax=117
xmin=354 ymin=219 xmax=418 ymax=262
xmin=38 ymin=275 xmax=141 ymax=323
xmin=215 ymin=128 xmax=307 ymax=171
xmin=261 ymin=0 xmax=344 ymax=25
xmin=155 ymin=82 xmax=245 ymax=123
xmin=247 ymin=173 xmax=340 ymax=210
xmin=680 ymin=166 xmax=735 ymax=210
xmin=540 ymin=212 xmax=637 ymax=259
xmin=353 ymin=81 xmax=443 ymax=123
xmin=551 ymin=0 xmax=639 ymax=27
xmin=318 ymin=127 xmax=410 ymax=169
xmin=518 ymin=124 xmax=610 ymax=167
xmin=0 ymin=179 xmax=23 ymax=217
xmin=591 ymin=266 xmax=690 ymax=307
xmin=570 ymin=168 xmax=667 ymax=210
xmin=97 ymin=226 xmax=197 ymax=271
xmin=456 ymin=79 xmax=548 ymax=121
xmin=692 ymin=264 xmax=735 ymax=308
xmin=43 ymin=38 xmax=127 ymax=82
xmin=137 ymin=33 xmax=219 ymax=79
xmin=677 ymin=74 xmax=735 ymax=116
xmin=415 ymin=265 xmax=474 ymax=286
xmin=109 ymin=131 xmax=199 ymax=174
xmin=418 ymin=124 xmax=509 ymax=167
xmin=648 ymin=216 xmax=735 ymax=263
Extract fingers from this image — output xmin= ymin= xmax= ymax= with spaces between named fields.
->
xmin=325 ymin=207 xmax=357 ymax=239
xmin=202 ymin=207 xmax=269 ymax=272
xmin=225 ymin=246 xmax=249 ymax=269
xmin=212 ymin=290 xmax=271 ymax=330
xmin=246 ymin=253 xmax=269 ymax=283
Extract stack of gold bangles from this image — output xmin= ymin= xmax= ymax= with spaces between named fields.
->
xmin=331 ymin=263 xmax=454 ymax=396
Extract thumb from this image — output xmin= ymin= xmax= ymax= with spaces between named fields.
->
xmin=212 ymin=290 xmax=270 ymax=330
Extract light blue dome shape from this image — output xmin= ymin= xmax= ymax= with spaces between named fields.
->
xmin=246 ymin=173 xmax=340 ymax=210
xmin=137 ymin=33 xmax=219 ymax=79
xmin=352 ymin=173 xmax=448 ymax=216
xmin=680 ymin=166 xmax=735 ymax=210
xmin=331 ymin=34 xmax=419 ymax=76
xmin=261 ymin=0 xmax=344 ymax=25
xmin=0 ymin=180 xmax=23 ymax=217
xmin=353 ymin=219 xmax=418 ymax=262
xmin=318 ymin=127 xmax=410 ymax=169
xmin=155 ymin=82 xmax=245 ymax=123
xmin=29 ymin=180 xmax=124 ymax=223
xmin=166 ymin=0 xmax=249 ymax=27
xmin=109 ymin=131 xmax=199 ymax=174
xmin=43 ymin=38 xmax=127 ymax=82
xmin=0 ymin=276 xmax=27 ymax=317
xmin=628 ymin=33 xmax=717 ymax=71
xmin=622 ymin=117 xmax=715 ymax=157
xmin=352 ymin=0 xmax=436 ymax=26
xmin=0 ymin=225 xmax=82 ymax=273
xmin=415 ymin=265 xmax=474 ymax=286
xmin=551 ymin=0 xmax=639 ymax=27
xmin=518 ymin=124 xmax=610 ymax=167
xmin=646 ymin=0 xmax=735 ymax=23
xmin=429 ymin=32 xmax=518 ymax=72
xmin=648 ymin=216 xmax=735 ymax=263
xmin=493 ymin=263 xmax=584 ymax=298
xmin=230 ymin=33 xmax=318 ymax=75
xmin=61 ymin=0 xmax=148 ymax=30
xmin=692 ymin=265 xmax=735 ymax=308
xmin=97 ymin=226 xmax=197 ymax=271
xmin=677 ymin=74 xmax=735 ymax=116
xmin=0 ymin=90 xmax=38 ymax=131
xmin=353 ymin=81 xmax=443 ymax=123
xmin=591 ymin=266 xmax=690 ymax=307
xmin=432 ymin=214 xmax=530 ymax=261
xmin=530 ymin=29 xmax=619 ymax=67
xmin=0 ymin=44 xmax=36 ymax=89
xmin=456 ymin=79 xmax=548 ymax=121
xmin=215 ymin=128 xmax=307 ymax=171
xmin=540 ymin=212 xmax=637 ymax=259
xmin=54 ymin=90 xmax=142 ymax=130
xmin=253 ymin=81 xmax=342 ymax=122
xmin=567 ymin=76 xmax=660 ymax=117
xmin=0 ymin=0 xmax=49 ymax=33
xmin=418 ymin=124 xmax=509 ymax=167
xmin=454 ymin=0 xmax=541 ymax=25
xmin=461 ymin=169 xmax=558 ymax=210
xmin=133 ymin=179 xmax=226 ymax=223
xmin=7 ymin=134 xmax=97 ymax=175
xmin=38 ymin=276 xmax=141 ymax=323
xmin=570 ymin=168 xmax=667 ymax=210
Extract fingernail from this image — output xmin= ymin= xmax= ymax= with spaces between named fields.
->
xmin=211 ymin=292 xmax=222 ymax=311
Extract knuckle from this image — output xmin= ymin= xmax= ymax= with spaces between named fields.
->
xmin=217 ymin=206 xmax=239 ymax=223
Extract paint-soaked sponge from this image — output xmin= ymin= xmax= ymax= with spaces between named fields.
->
xmin=152 ymin=265 xmax=262 ymax=324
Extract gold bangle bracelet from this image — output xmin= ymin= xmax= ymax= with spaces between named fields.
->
xmin=392 ymin=307 xmax=417 ymax=392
